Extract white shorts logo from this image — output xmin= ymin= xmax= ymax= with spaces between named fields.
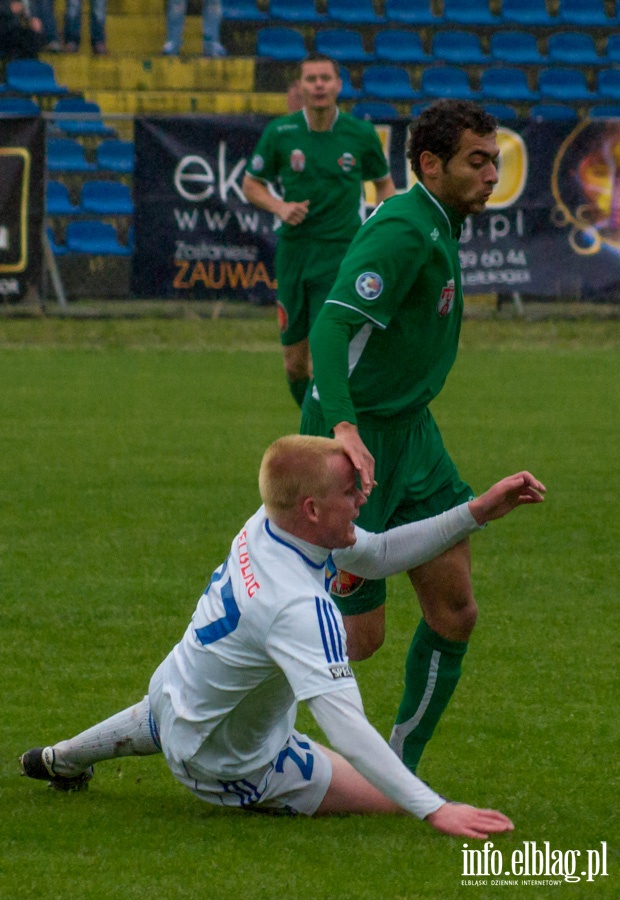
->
xmin=355 ymin=272 xmax=383 ymax=300
xmin=437 ymin=278 xmax=455 ymax=316
xmin=251 ymin=154 xmax=264 ymax=173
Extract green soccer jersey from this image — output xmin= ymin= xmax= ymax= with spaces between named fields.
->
xmin=245 ymin=109 xmax=389 ymax=242
xmin=308 ymin=182 xmax=465 ymax=429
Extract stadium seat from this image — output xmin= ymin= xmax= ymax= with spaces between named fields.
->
xmin=597 ymin=69 xmax=620 ymax=101
xmin=547 ymin=32 xmax=600 ymax=66
xmin=442 ymin=0 xmax=499 ymax=26
xmin=385 ymin=0 xmax=443 ymax=25
xmin=557 ymin=0 xmax=616 ymax=26
xmin=490 ymin=32 xmax=546 ymax=65
xmin=315 ymin=30 xmax=374 ymax=62
xmin=362 ymin=66 xmax=417 ymax=101
xmin=421 ymin=67 xmax=477 ymax=100
xmin=53 ymin=98 xmax=116 ymax=137
xmin=501 ymin=0 xmax=555 ymax=26
xmin=589 ymin=104 xmax=620 ymax=118
xmin=374 ymin=30 xmax=432 ymax=64
xmin=529 ymin=103 xmax=578 ymax=121
xmin=46 ymin=181 xmax=80 ymax=214
xmin=80 ymin=180 xmax=134 ymax=215
xmin=538 ymin=68 xmax=593 ymax=102
xmin=47 ymin=138 xmax=96 ymax=172
xmin=326 ymin=0 xmax=384 ymax=24
xmin=480 ymin=68 xmax=539 ymax=102
xmin=223 ymin=0 xmax=268 ymax=20
xmin=410 ymin=103 xmax=429 ymax=118
xmin=256 ymin=27 xmax=306 ymax=61
xmin=431 ymin=31 xmax=488 ymax=65
xmin=96 ymin=140 xmax=134 ymax=174
xmin=270 ymin=0 xmax=325 ymax=21
xmin=604 ymin=35 xmax=620 ymax=64
xmin=351 ymin=100 xmax=400 ymax=120
xmin=46 ymin=227 xmax=67 ymax=256
xmin=65 ymin=221 xmax=131 ymax=255
xmin=0 ymin=96 xmax=40 ymax=114
xmin=482 ymin=102 xmax=519 ymax=121
xmin=5 ymin=59 xmax=68 ymax=96
xmin=338 ymin=67 xmax=362 ymax=100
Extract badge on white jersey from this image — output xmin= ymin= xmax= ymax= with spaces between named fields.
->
xmin=437 ymin=278 xmax=455 ymax=317
xmin=355 ymin=272 xmax=383 ymax=301
xmin=331 ymin=569 xmax=365 ymax=597
xmin=290 ymin=149 xmax=305 ymax=172
xmin=338 ymin=152 xmax=356 ymax=172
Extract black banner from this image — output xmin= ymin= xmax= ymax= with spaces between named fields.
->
xmin=132 ymin=115 xmax=620 ymax=301
xmin=0 ymin=116 xmax=44 ymax=300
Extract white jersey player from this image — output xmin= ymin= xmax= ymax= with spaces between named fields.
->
xmin=20 ymin=436 xmax=545 ymax=839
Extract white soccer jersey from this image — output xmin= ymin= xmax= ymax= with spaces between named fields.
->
xmin=150 ymin=506 xmax=355 ymax=783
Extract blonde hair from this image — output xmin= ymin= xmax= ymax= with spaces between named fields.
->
xmin=259 ymin=435 xmax=345 ymax=515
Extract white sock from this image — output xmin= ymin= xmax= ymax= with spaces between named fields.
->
xmin=51 ymin=696 xmax=161 ymax=775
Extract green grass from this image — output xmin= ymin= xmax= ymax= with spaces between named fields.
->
xmin=1 ymin=317 xmax=618 ymax=899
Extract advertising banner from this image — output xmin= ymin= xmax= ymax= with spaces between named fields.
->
xmin=0 ymin=116 xmax=44 ymax=300
xmin=133 ymin=115 xmax=620 ymax=301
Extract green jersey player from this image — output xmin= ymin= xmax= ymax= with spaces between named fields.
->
xmin=242 ymin=53 xmax=395 ymax=408
xmin=301 ymin=100 xmax=500 ymax=775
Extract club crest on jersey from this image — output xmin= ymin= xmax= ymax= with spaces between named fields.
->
xmin=338 ymin=152 xmax=356 ymax=172
xmin=277 ymin=301 xmax=288 ymax=333
xmin=290 ymin=149 xmax=305 ymax=172
xmin=355 ymin=272 xmax=383 ymax=301
xmin=251 ymin=154 xmax=264 ymax=173
xmin=331 ymin=569 xmax=365 ymax=598
xmin=437 ymin=278 xmax=455 ymax=317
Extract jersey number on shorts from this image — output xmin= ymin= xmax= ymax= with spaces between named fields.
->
xmin=275 ymin=735 xmax=314 ymax=781
xmin=194 ymin=559 xmax=241 ymax=645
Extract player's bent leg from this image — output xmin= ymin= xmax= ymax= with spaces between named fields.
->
xmin=314 ymin=745 xmax=404 ymax=816
xmin=282 ymin=339 xmax=311 ymax=408
xmin=391 ymin=540 xmax=476 ymax=773
xmin=342 ymin=604 xmax=386 ymax=661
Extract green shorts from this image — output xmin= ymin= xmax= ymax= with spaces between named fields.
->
xmin=276 ymin=239 xmax=350 ymax=346
xmin=300 ymin=402 xmax=473 ymax=616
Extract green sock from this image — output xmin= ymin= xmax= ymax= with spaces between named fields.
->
xmin=287 ymin=377 xmax=309 ymax=408
xmin=390 ymin=619 xmax=468 ymax=773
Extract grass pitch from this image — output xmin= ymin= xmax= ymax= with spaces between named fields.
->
xmin=1 ymin=317 xmax=618 ymax=899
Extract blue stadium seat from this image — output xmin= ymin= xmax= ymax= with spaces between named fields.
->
xmin=338 ymin=67 xmax=362 ymax=100
xmin=351 ymin=100 xmax=400 ymax=120
xmin=315 ymin=29 xmax=374 ymax=62
xmin=0 ymin=96 xmax=40 ymax=114
xmin=490 ymin=32 xmax=546 ymax=65
xmin=96 ymin=140 xmax=134 ymax=174
xmin=385 ymin=0 xmax=443 ymax=25
xmin=482 ymin=102 xmax=518 ymax=121
xmin=270 ymin=0 xmax=325 ymax=22
xmin=443 ymin=0 xmax=498 ymax=25
xmin=604 ymin=35 xmax=620 ymax=64
xmin=46 ymin=227 xmax=67 ymax=256
xmin=422 ymin=67 xmax=477 ymax=100
xmin=5 ymin=59 xmax=68 ymax=96
xmin=538 ymin=68 xmax=593 ymax=102
xmin=326 ymin=0 xmax=384 ymax=24
xmin=557 ymin=0 xmax=616 ymax=26
xmin=46 ymin=181 xmax=80 ymax=214
xmin=547 ymin=32 xmax=600 ymax=66
xmin=53 ymin=98 xmax=116 ymax=137
xmin=480 ymin=68 xmax=539 ymax=102
xmin=501 ymin=0 xmax=555 ymax=26
xmin=432 ymin=31 xmax=488 ymax=65
xmin=589 ymin=104 xmax=620 ymax=118
xmin=256 ymin=27 xmax=306 ymax=61
xmin=597 ymin=69 xmax=620 ymax=101
xmin=374 ymin=30 xmax=432 ymax=64
xmin=362 ymin=65 xmax=418 ymax=101
xmin=223 ymin=1 xmax=268 ymax=20
xmin=80 ymin=180 xmax=133 ymax=215
xmin=530 ymin=103 xmax=578 ymax=121
xmin=65 ymin=221 xmax=131 ymax=255
xmin=410 ymin=103 xmax=429 ymax=118
xmin=47 ymin=138 xmax=96 ymax=172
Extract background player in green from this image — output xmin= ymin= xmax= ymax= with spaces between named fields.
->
xmin=242 ymin=53 xmax=395 ymax=408
xmin=301 ymin=100 xmax=501 ymax=775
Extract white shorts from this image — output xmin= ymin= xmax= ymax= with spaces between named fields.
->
xmin=178 ymin=730 xmax=332 ymax=816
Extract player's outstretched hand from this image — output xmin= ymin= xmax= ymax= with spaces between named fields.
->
xmin=468 ymin=472 xmax=546 ymax=526
xmin=333 ymin=422 xmax=376 ymax=496
xmin=427 ymin=803 xmax=514 ymax=839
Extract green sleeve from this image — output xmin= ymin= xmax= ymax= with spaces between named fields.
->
xmin=360 ymin=125 xmax=390 ymax=182
xmin=309 ymin=302 xmax=371 ymax=431
xmin=245 ymin=122 xmax=279 ymax=183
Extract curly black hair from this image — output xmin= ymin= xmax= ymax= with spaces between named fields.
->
xmin=407 ymin=100 xmax=497 ymax=178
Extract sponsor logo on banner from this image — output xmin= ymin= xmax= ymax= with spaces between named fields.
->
xmin=338 ymin=152 xmax=356 ymax=172
xmin=290 ymin=149 xmax=305 ymax=172
xmin=331 ymin=570 xmax=365 ymax=598
xmin=355 ymin=272 xmax=383 ymax=300
xmin=437 ymin=278 xmax=455 ymax=317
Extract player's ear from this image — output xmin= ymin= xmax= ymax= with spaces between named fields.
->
xmin=302 ymin=495 xmax=320 ymax=525
xmin=419 ymin=150 xmax=442 ymax=179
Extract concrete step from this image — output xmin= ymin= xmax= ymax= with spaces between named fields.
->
xmin=86 ymin=89 xmax=288 ymax=115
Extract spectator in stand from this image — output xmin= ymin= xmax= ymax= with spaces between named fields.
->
xmin=63 ymin=0 xmax=107 ymax=54
xmin=0 ymin=0 xmax=46 ymax=58
xmin=163 ymin=0 xmax=226 ymax=57
xmin=33 ymin=0 xmax=60 ymax=50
